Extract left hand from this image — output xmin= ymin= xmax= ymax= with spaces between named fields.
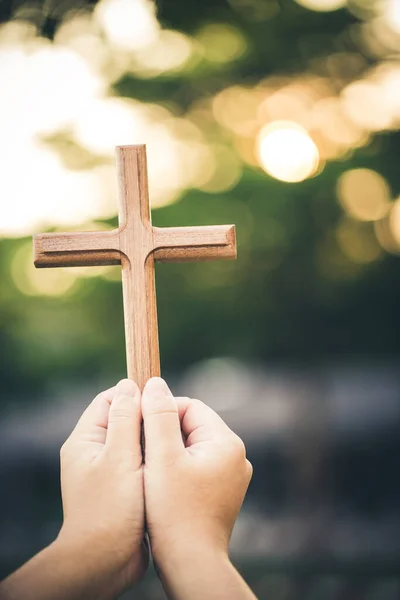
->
xmin=58 ymin=379 xmax=148 ymax=596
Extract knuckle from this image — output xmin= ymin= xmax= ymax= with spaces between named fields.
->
xmin=90 ymin=391 xmax=109 ymax=411
xmin=154 ymin=408 xmax=178 ymax=416
xmin=60 ymin=440 xmax=69 ymax=460
xmin=191 ymin=398 xmax=205 ymax=409
xmin=231 ymin=435 xmax=247 ymax=461
xmin=108 ymin=407 xmax=134 ymax=422
xmin=94 ymin=390 xmax=108 ymax=403
xmin=246 ymin=459 xmax=253 ymax=480
xmin=145 ymin=395 xmax=177 ymax=415
xmin=147 ymin=408 xmax=179 ymax=421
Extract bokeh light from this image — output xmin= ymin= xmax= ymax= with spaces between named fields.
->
xmin=197 ymin=145 xmax=243 ymax=193
xmin=0 ymin=0 xmax=398 ymax=241
xmin=130 ymin=29 xmax=193 ymax=77
xmin=383 ymin=0 xmax=400 ymax=35
xmin=337 ymin=169 xmax=392 ymax=222
xmin=196 ymin=24 xmax=247 ymax=64
xmin=73 ymin=97 xmax=149 ymax=155
xmin=294 ymin=0 xmax=347 ymax=12
xmin=94 ymin=0 xmax=160 ymax=51
xmin=257 ymin=121 xmax=320 ymax=183
xmin=341 ymin=80 xmax=393 ymax=131
xmin=336 ymin=219 xmax=382 ymax=264
xmin=11 ymin=243 xmax=77 ymax=297
xmin=0 ymin=143 xmax=106 ymax=237
xmin=389 ymin=198 xmax=400 ymax=246
xmin=212 ymin=85 xmax=261 ymax=137
xmin=374 ymin=212 xmax=400 ymax=255
xmin=0 ymin=11 xmax=215 ymax=235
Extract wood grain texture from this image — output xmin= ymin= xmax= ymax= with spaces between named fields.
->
xmin=34 ymin=145 xmax=237 ymax=389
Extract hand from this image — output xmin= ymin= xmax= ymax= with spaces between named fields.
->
xmin=1 ymin=379 xmax=148 ymax=600
xmin=141 ymin=377 xmax=253 ymax=599
xmin=58 ymin=379 xmax=148 ymax=596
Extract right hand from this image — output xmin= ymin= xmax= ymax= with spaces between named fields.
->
xmin=141 ymin=377 xmax=253 ymax=565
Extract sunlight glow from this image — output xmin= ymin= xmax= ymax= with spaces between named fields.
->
xmin=0 ymin=142 xmax=107 ymax=237
xmin=73 ymin=98 xmax=149 ymax=155
xmin=383 ymin=0 xmax=400 ymax=34
xmin=257 ymin=122 xmax=320 ymax=183
xmin=0 ymin=42 xmax=104 ymax=139
xmin=94 ymin=0 xmax=160 ymax=51
xmin=0 ymin=11 xmax=210 ymax=237
xmin=54 ymin=13 xmax=109 ymax=75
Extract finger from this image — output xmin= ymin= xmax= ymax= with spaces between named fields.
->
xmin=174 ymin=397 xmax=236 ymax=447
xmin=71 ymin=386 xmax=116 ymax=445
xmin=142 ymin=377 xmax=184 ymax=462
xmin=106 ymin=379 xmax=142 ymax=467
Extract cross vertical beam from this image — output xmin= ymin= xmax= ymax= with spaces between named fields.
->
xmin=116 ymin=146 xmax=160 ymax=385
xmin=34 ymin=145 xmax=237 ymax=390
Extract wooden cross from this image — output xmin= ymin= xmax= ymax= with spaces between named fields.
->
xmin=33 ymin=145 xmax=237 ymax=389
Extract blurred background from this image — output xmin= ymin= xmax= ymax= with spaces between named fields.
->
xmin=1 ymin=0 xmax=400 ymax=597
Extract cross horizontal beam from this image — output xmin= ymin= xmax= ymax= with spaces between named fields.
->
xmin=34 ymin=225 xmax=236 ymax=267
xmin=152 ymin=225 xmax=236 ymax=261
xmin=34 ymin=230 xmax=121 ymax=267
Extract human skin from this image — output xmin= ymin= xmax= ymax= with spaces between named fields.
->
xmin=0 ymin=379 xmax=148 ymax=600
xmin=0 ymin=377 xmax=256 ymax=600
xmin=142 ymin=377 xmax=256 ymax=600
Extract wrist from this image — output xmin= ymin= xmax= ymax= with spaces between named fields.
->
xmin=154 ymin=542 xmax=257 ymax=600
xmin=51 ymin=533 xmax=129 ymax=599
xmin=57 ymin=524 xmax=132 ymax=575
xmin=154 ymin=540 xmax=230 ymax=581
xmin=0 ymin=538 xmax=123 ymax=600
xmin=52 ymin=537 xmax=116 ymax=595
xmin=154 ymin=544 xmax=247 ymax=600
xmin=151 ymin=523 xmax=230 ymax=566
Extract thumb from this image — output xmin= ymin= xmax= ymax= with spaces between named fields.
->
xmin=106 ymin=378 xmax=142 ymax=467
xmin=142 ymin=377 xmax=183 ymax=462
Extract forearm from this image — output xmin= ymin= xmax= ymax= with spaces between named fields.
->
xmin=157 ymin=546 xmax=257 ymax=600
xmin=0 ymin=539 xmax=121 ymax=600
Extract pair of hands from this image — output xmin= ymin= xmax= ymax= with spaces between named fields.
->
xmin=53 ymin=376 xmax=252 ymax=599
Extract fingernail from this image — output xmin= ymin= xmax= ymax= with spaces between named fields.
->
xmin=116 ymin=378 xmax=139 ymax=397
xmin=142 ymin=377 xmax=171 ymax=398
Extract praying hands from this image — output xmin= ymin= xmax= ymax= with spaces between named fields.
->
xmin=0 ymin=377 xmax=256 ymax=600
